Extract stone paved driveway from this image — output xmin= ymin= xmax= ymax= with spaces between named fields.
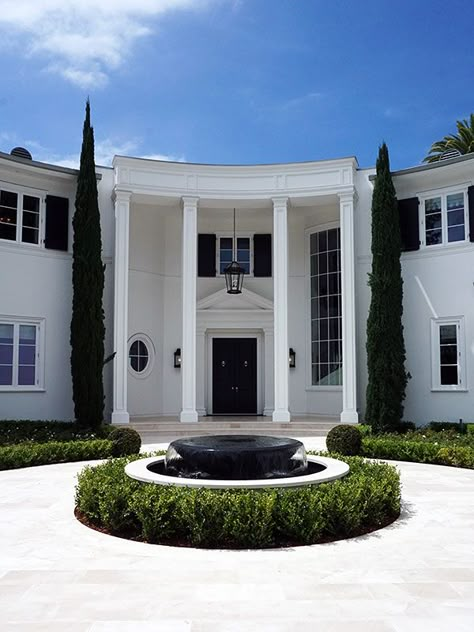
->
xmin=0 ymin=440 xmax=473 ymax=631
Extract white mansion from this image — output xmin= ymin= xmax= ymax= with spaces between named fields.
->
xmin=0 ymin=148 xmax=473 ymax=425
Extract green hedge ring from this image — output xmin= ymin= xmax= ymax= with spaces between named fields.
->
xmin=74 ymin=453 xmax=401 ymax=549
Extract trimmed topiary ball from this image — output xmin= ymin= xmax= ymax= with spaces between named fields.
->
xmin=326 ymin=424 xmax=362 ymax=456
xmin=109 ymin=427 xmax=141 ymax=457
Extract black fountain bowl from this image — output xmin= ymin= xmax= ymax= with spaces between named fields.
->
xmin=147 ymin=458 xmax=326 ymax=480
xmin=156 ymin=435 xmax=312 ymax=480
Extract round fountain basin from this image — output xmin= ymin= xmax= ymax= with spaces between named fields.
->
xmin=125 ymin=454 xmax=349 ymax=489
xmin=162 ymin=435 xmax=308 ymax=480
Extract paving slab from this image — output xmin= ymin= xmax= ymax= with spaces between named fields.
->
xmin=0 ymin=439 xmax=473 ymax=631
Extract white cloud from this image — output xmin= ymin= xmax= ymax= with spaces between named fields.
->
xmin=140 ymin=153 xmax=185 ymax=162
xmin=0 ymin=0 xmax=211 ymax=88
xmin=279 ymin=92 xmax=324 ymax=111
xmin=37 ymin=138 xmax=184 ymax=168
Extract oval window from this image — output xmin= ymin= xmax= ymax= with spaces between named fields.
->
xmin=129 ymin=339 xmax=149 ymax=374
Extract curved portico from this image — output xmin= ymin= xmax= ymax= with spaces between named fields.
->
xmin=110 ymin=157 xmax=359 ymax=425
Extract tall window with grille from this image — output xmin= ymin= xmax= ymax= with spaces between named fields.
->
xmin=431 ymin=318 xmax=466 ymax=390
xmin=310 ymin=227 xmax=342 ymax=386
xmin=0 ymin=320 xmax=41 ymax=389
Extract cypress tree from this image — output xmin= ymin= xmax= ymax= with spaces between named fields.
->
xmin=365 ymin=143 xmax=409 ymax=433
xmin=70 ymin=100 xmax=105 ymax=428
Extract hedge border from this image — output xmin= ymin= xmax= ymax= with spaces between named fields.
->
xmin=74 ymin=454 xmax=401 ymax=549
xmin=0 ymin=439 xmax=114 ymax=471
xmin=361 ymin=436 xmax=474 ymax=469
xmin=0 ymin=420 xmax=111 ymax=447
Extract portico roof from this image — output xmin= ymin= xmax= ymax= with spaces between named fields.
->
xmin=113 ymin=154 xmax=358 ymax=203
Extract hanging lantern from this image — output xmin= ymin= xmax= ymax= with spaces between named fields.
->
xmin=224 ymin=260 xmax=245 ymax=294
xmin=224 ymin=208 xmax=245 ymax=294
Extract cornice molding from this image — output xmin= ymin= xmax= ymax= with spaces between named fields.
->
xmin=113 ymin=156 xmax=358 ymax=201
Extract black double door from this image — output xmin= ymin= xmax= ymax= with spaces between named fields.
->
xmin=212 ymin=338 xmax=257 ymax=415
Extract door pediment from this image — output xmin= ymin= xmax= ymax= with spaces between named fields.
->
xmin=197 ymin=288 xmax=273 ymax=311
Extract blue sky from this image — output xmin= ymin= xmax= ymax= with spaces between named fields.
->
xmin=0 ymin=0 xmax=473 ymax=170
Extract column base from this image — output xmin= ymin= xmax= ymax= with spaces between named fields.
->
xmin=340 ymin=410 xmax=359 ymax=424
xmin=111 ymin=411 xmax=130 ymax=425
xmin=272 ymin=410 xmax=291 ymax=423
xmin=180 ymin=410 xmax=198 ymax=423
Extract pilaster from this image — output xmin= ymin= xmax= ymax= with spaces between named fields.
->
xmin=272 ymin=197 xmax=291 ymax=423
xmin=180 ymin=196 xmax=199 ymax=422
xmin=112 ymin=190 xmax=132 ymax=424
xmin=339 ymin=191 xmax=359 ymax=424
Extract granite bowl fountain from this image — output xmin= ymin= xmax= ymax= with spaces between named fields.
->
xmin=125 ymin=434 xmax=349 ymax=489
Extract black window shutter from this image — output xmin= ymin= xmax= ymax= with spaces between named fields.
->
xmin=198 ymin=234 xmax=216 ymax=277
xmin=468 ymin=186 xmax=474 ymax=242
xmin=45 ymin=195 xmax=69 ymax=251
xmin=253 ymin=234 xmax=272 ymax=277
xmin=398 ymin=197 xmax=420 ymax=252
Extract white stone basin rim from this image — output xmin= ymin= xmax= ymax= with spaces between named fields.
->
xmin=125 ymin=455 xmax=349 ymax=489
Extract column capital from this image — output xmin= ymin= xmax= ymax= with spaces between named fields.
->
xmin=272 ymin=196 xmax=289 ymax=209
xmin=181 ymin=196 xmax=200 ymax=209
xmin=113 ymin=188 xmax=133 ymax=204
xmin=338 ymin=188 xmax=358 ymax=205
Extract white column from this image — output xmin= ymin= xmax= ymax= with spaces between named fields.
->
xmin=272 ymin=197 xmax=290 ymax=422
xmin=180 ymin=196 xmax=199 ymax=422
xmin=112 ymin=190 xmax=131 ymax=424
xmin=339 ymin=192 xmax=359 ymax=424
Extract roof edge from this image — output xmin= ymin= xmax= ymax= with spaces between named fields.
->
xmin=0 ymin=150 xmax=103 ymax=180
xmin=113 ymin=154 xmax=359 ymax=169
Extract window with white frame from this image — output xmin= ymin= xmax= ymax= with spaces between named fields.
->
xmin=431 ymin=318 xmax=466 ymax=390
xmin=0 ymin=320 xmax=42 ymax=389
xmin=0 ymin=186 xmax=42 ymax=245
xmin=310 ymin=227 xmax=342 ymax=386
xmin=421 ymin=189 xmax=468 ymax=247
xmin=218 ymin=236 xmax=251 ymax=274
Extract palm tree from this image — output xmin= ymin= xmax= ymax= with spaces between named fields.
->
xmin=424 ymin=114 xmax=474 ymax=163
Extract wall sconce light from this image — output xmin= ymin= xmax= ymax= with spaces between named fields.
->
xmin=289 ymin=348 xmax=296 ymax=368
xmin=174 ymin=348 xmax=181 ymax=368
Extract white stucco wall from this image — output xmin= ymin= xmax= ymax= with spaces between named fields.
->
xmin=0 ymin=158 xmax=115 ymax=421
xmin=355 ymin=160 xmax=474 ymax=424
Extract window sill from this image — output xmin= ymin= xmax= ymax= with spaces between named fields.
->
xmin=306 ymin=386 xmax=343 ymax=392
xmin=401 ymin=242 xmax=473 ymax=260
xmin=0 ymin=387 xmax=45 ymax=392
xmin=0 ymin=240 xmax=70 ymax=259
xmin=430 ymin=387 xmax=468 ymax=393
xmin=420 ymin=240 xmax=471 ymax=251
xmin=216 ymin=273 xmax=255 ymax=279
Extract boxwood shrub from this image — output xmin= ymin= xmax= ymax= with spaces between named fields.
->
xmin=361 ymin=436 xmax=474 ymax=469
xmin=75 ymin=454 xmax=401 ymax=548
xmin=109 ymin=427 xmax=141 ymax=456
xmin=326 ymin=424 xmax=362 ymax=455
xmin=0 ymin=439 xmax=114 ymax=471
xmin=0 ymin=420 xmax=111 ymax=446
